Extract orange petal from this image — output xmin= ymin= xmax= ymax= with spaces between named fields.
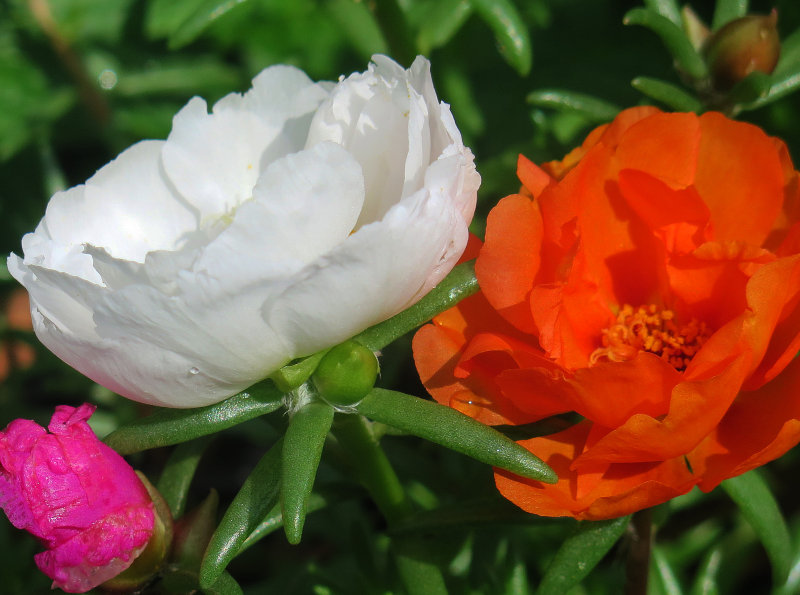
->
xmin=695 ymin=112 xmax=785 ymax=245
xmin=567 ymin=352 xmax=682 ymax=428
xmin=746 ymin=254 xmax=800 ymax=387
xmin=666 ymin=241 xmax=773 ymax=331
xmin=495 ymin=422 xmax=697 ymax=520
xmin=517 ymin=154 xmax=553 ymax=198
xmin=615 ymin=112 xmax=700 ymax=188
xmin=573 ymin=352 xmax=750 ymax=468
xmin=693 ymin=355 xmax=800 ymax=491
xmin=476 ymin=194 xmax=543 ymax=333
xmin=618 ymin=168 xmax=710 ymax=253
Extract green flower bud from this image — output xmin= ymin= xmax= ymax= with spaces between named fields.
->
xmin=312 ymin=340 xmax=379 ymax=407
xmin=705 ymin=11 xmax=781 ymax=91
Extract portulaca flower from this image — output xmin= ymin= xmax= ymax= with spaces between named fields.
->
xmin=9 ymin=56 xmax=479 ymax=407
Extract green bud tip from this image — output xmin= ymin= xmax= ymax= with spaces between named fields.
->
xmin=311 ymin=340 xmax=379 ymax=407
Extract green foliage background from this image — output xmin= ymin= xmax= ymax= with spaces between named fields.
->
xmin=1 ymin=0 xmax=800 ymax=593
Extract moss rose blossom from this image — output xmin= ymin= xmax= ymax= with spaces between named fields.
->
xmin=9 ymin=55 xmax=479 ymax=407
xmin=414 ymin=107 xmax=800 ymax=520
xmin=0 ymin=404 xmax=154 ymax=592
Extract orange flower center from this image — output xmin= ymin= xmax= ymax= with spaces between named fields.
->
xmin=589 ymin=304 xmax=710 ymax=372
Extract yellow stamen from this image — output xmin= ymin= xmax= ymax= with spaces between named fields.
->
xmin=589 ymin=304 xmax=710 ymax=372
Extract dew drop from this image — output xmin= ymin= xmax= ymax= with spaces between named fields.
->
xmin=189 ymin=367 xmax=200 ymax=375
xmin=449 ymin=392 xmax=491 ymax=418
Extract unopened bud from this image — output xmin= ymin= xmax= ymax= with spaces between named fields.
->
xmin=312 ymin=340 xmax=379 ymax=407
xmin=102 ymin=473 xmax=174 ymax=591
xmin=705 ymin=10 xmax=780 ymax=91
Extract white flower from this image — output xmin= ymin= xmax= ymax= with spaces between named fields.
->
xmin=9 ymin=56 xmax=479 ymax=407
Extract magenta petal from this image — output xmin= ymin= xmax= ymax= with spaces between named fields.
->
xmin=0 ymin=404 xmax=155 ymax=593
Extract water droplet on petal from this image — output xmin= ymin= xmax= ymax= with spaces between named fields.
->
xmin=449 ymin=392 xmax=491 ymax=418
xmin=189 ymin=367 xmax=200 ymax=375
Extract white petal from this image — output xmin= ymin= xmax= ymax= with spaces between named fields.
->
xmin=193 ymin=142 xmax=365 ymax=283
xmin=31 ymin=141 xmax=197 ymax=266
xmin=264 ymin=188 xmax=468 ymax=357
xmin=216 ymin=64 xmax=329 ymax=124
xmin=161 ymin=97 xmax=278 ymax=218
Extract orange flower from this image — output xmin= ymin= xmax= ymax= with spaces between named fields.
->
xmin=413 ymin=107 xmax=800 ymax=520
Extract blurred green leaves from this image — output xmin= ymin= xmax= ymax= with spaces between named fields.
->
xmin=722 ymin=470 xmax=792 ymax=586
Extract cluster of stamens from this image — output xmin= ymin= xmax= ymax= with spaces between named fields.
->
xmin=589 ymin=304 xmax=710 ymax=372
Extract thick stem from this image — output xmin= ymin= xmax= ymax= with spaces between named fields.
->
xmin=333 ymin=415 xmax=447 ymax=595
xmin=624 ymin=508 xmax=653 ymax=595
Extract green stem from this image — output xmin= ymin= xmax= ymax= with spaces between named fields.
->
xmin=355 ymin=260 xmax=478 ymax=351
xmin=332 ymin=415 xmax=448 ymax=595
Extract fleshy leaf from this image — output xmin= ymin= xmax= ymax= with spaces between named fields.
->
xmin=624 ymin=8 xmax=708 ymax=79
xmin=631 ymin=76 xmax=703 ymax=112
xmin=416 ymin=0 xmax=474 ymax=54
xmin=651 ymin=546 xmax=684 ymax=595
xmin=201 ymin=571 xmax=244 ymax=595
xmin=240 ymin=487 xmax=355 ymax=553
xmin=281 ymin=399 xmax=335 ymax=544
xmin=743 ymin=63 xmax=800 ymax=111
xmin=472 ymin=0 xmax=532 ymax=76
xmin=199 ymin=439 xmax=283 ymax=588
xmin=157 ymin=437 xmax=213 ymax=518
xmin=356 ymin=388 xmax=556 ymax=483
xmin=390 ymin=497 xmax=554 ymax=535
xmin=688 ymin=545 xmax=723 ymax=595
xmin=711 ymin=0 xmax=749 ymax=31
xmin=536 ymin=516 xmax=631 ymax=595
xmin=103 ymin=381 xmax=283 ymax=454
xmin=527 ymin=89 xmax=620 ymax=122
xmin=168 ymin=0 xmax=252 ymax=49
xmin=721 ymin=470 xmax=791 ymax=585
xmin=645 ymin=0 xmax=681 ymax=26
xmin=355 ymin=261 xmax=479 ymax=351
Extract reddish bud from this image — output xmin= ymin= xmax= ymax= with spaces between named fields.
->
xmin=705 ymin=10 xmax=781 ymax=91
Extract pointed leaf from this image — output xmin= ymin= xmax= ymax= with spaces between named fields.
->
xmin=651 ymin=546 xmax=684 ymax=595
xmin=712 ymin=0 xmax=748 ymax=31
xmin=624 ymin=8 xmax=708 ymax=79
xmin=743 ymin=65 xmax=800 ymax=111
xmin=157 ymin=437 xmax=213 ymax=518
xmin=146 ymin=0 xmax=203 ymax=39
xmin=536 ymin=516 xmax=630 ymax=595
xmin=240 ymin=487 xmax=356 ymax=553
xmin=774 ymin=28 xmax=800 ymax=78
xmin=173 ymin=489 xmax=219 ymax=571
xmin=721 ymin=470 xmax=791 ymax=585
xmin=202 ymin=571 xmax=243 ymax=595
xmin=391 ymin=497 xmax=554 ymax=535
xmin=356 ymin=389 xmax=556 ymax=483
xmin=199 ymin=439 xmax=283 ymax=588
xmin=281 ymin=400 xmax=335 ymax=544
xmin=644 ymin=0 xmax=681 ymax=26
xmin=725 ymin=70 xmax=771 ymax=105
xmin=103 ymin=381 xmax=283 ymax=454
xmin=327 ymin=0 xmax=389 ymax=59
xmin=169 ymin=0 xmax=252 ymax=49
xmin=527 ymin=89 xmax=620 ymax=122
xmin=472 ymin=0 xmax=532 ymax=76
xmin=688 ymin=545 xmax=722 ymax=595
xmin=271 ymin=350 xmax=330 ymax=393
xmin=417 ymin=0 xmax=474 ymax=54
xmin=631 ymin=76 xmax=703 ymax=112
xmin=355 ymin=261 xmax=479 ymax=351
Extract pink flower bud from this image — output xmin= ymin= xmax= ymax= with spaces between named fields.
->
xmin=0 ymin=404 xmax=155 ymax=593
